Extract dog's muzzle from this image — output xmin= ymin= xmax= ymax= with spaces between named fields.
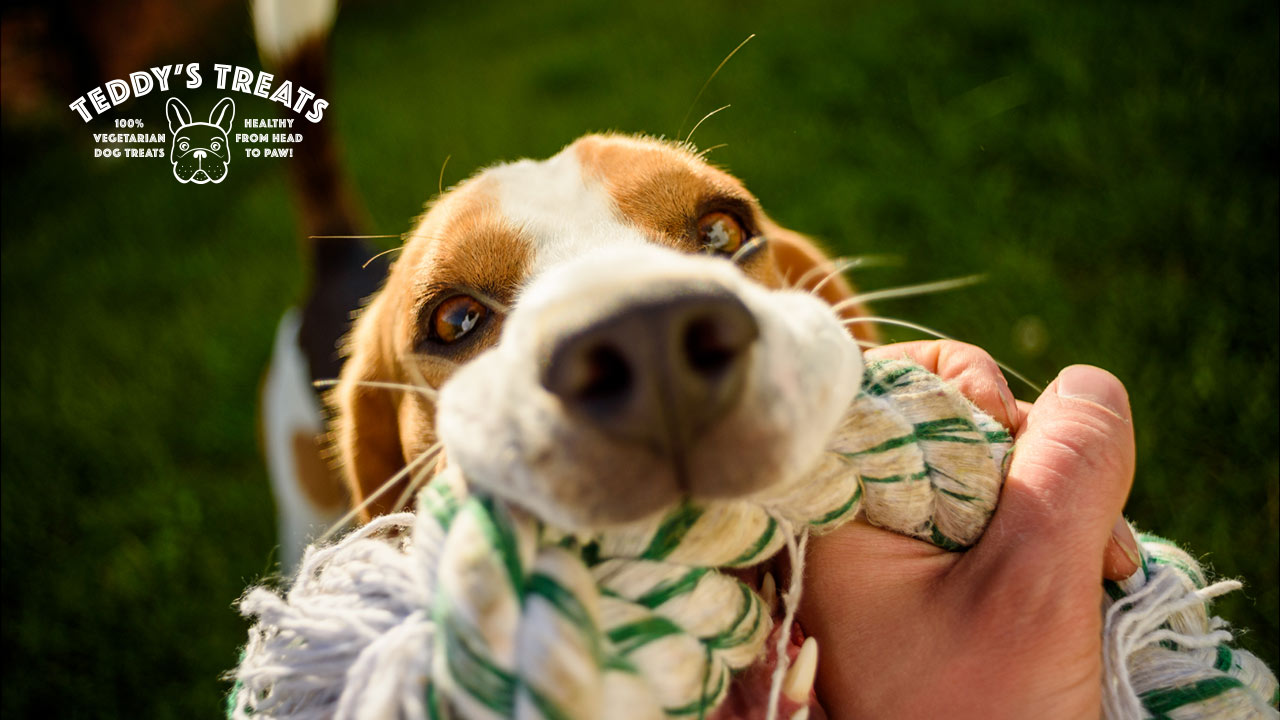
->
xmin=540 ymin=284 xmax=759 ymax=484
xmin=436 ymin=244 xmax=862 ymax=531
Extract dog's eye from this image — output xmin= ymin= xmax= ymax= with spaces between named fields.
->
xmin=697 ymin=211 xmax=746 ymax=255
xmin=179 ymin=140 xmax=189 ymax=151
xmin=431 ymin=295 xmax=488 ymax=343
xmin=211 ymin=140 xmax=221 ymax=151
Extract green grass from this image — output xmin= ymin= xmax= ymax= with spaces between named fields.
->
xmin=2 ymin=0 xmax=1276 ymax=716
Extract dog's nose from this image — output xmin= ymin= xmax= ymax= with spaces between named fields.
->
xmin=193 ymin=150 xmax=206 ymax=159
xmin=541 ymin=287 xmax=759 ymax=465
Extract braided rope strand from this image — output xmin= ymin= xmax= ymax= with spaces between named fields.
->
xmin=1103 ymin=531 xmax=1279 ymax=718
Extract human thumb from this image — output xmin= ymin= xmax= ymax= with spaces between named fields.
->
xmin=974 ymin=365 xmax=1137 ymax=584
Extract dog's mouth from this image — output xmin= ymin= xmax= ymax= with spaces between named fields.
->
xmin=712 ymin=563 xmax=824 ymax=720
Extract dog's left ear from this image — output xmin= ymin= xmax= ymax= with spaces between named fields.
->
xmin=764 ymin=222 xmax=879 ymax=343
xmin=332 ymin=291 xmax=411 ymax=520
xmin=209 ymin=97 xmax=235 ymax=134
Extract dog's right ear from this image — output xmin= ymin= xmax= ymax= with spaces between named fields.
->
xmin=166 ymin=97 xmax=192 ymax=133
xmin=332 ymin=292 xmax=407 ymax=520
xmin=764 ymin=222 xmax=880 ymax=344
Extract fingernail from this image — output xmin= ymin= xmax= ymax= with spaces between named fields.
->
xmin=999 ymin=382 xmax=1019 ymax=431
xmin=1056 ymin=365 xmax=1131 ymax=421
xmin=1111 ymin=516 xmax=1142 ymax=570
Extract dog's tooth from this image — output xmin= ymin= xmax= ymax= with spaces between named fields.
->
xmin=784 ymin=637 xmax=818 ymax=703
xmin=790 ymin=708 xmax=810 ymax=720
xmin=760 ymin=571 xmax=778 ymax=613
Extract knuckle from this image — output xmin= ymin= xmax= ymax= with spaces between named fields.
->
xmin=1015 ymin=412 xmax=1136 ymax=503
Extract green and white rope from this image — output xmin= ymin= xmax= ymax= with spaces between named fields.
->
xmin=230 ymin=359 xmax=1277 ymax=720
xmin=1103 ymin=533 xmax=1279 ymax=718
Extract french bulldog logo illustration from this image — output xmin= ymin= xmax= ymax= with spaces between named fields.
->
xmin=165 ymin=97 xmax=234 ymax=184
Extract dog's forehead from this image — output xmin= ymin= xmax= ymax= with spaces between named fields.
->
xmin=470 ymin=135 xmax=748 ymax=273
xmin=484 ymin=144 xmax=646 ymax=274
xmin=395 ymin=134 xmax=760 ymax=317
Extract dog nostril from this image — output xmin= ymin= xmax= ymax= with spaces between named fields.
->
xmin=681 ymin=306 xmax=758 ymax=380
xmin=544 ymin=339 xmax=635 ymax=413
xmin=577 ymin=344 xmax=632 ymax=403
xmin=684 ymin=317 xmax=737 ymax=377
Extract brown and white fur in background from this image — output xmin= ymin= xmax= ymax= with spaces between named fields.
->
xmin=255 ymin=0 xmax=388 ymax=568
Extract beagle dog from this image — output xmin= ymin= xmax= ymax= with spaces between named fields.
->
xmin=253 ymin=129 xmax=876 ymax=719
xmin=330 ymin=134 xmax=874 ymax=530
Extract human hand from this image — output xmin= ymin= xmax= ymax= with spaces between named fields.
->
xmin=797 ymin=341 xmax=1140 ymax=719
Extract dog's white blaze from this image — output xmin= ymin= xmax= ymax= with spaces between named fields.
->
xmin=489 ymin=148 xmax=649 ymax=275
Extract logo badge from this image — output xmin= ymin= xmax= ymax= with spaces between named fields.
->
xmin=165 ymin=97 xmax=235 ymax=184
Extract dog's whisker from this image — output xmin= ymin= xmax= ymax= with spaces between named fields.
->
xmin=842 ymin=315 xmax=950 ymax=336
xmin=995 ymin=362 xmax=1042 ymax=395
xmin=808 ymin=257 xmax=877 ymax=296
xmin=803 ymin=254 xmax=903 ymax=295
xmin=807 ymin=259 xmax=855 ymax=296
xmin=793 ymin=265 xmax=828 ymax=291
xmin=855 ymin=253 xmax=904 ymax=269
xmin=831 ymin=274 xmax=985 ymax=314
xmin=318 ymin=441 xmax=444 ymax=543
xmin=313 ymin=378 xmax=439 ymax=400
xmin=695 ymin=143 xmax=728 ymax=160
xmin=362 ymin=245 xmax=405 ymax=268
xmin=676 ymin=33 xmax=755 ymax=139
xmin=794 ymin=257 xmax=859 ymax=292
xmin=353 ymin=380 xmax=437 ymax=400
xmin=308 ymin=234 xmax=402 ymax=239
xmin=685 ymin=104 xmax=731 ymax=145
xmin=438 ymin=154 xmax=452 ymax=197
xmin=391 ymin=443 xmax=444 ymax=513
xmin=797 ymin=254 xmax=893 ymax=291
xmin=843 ymin=316 xmax=1044 ymax=393
xmin=730 ymin=236 xmax=766 ymax=264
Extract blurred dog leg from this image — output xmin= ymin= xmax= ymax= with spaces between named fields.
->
xmin=261 ymin=309 xmax=348 ymax=568
xmin=253 ymin=0 xmax=389 ymax=568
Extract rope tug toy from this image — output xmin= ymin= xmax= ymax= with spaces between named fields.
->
xmin=230 ymin=359 xmax=1279 ymax=720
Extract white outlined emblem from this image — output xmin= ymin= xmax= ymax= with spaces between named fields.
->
xmin=165 ymin=97 xmax=235 ymax=184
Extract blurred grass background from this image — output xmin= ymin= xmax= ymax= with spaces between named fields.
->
xmin=2 ymin=0 xmax=1276 ymax=716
